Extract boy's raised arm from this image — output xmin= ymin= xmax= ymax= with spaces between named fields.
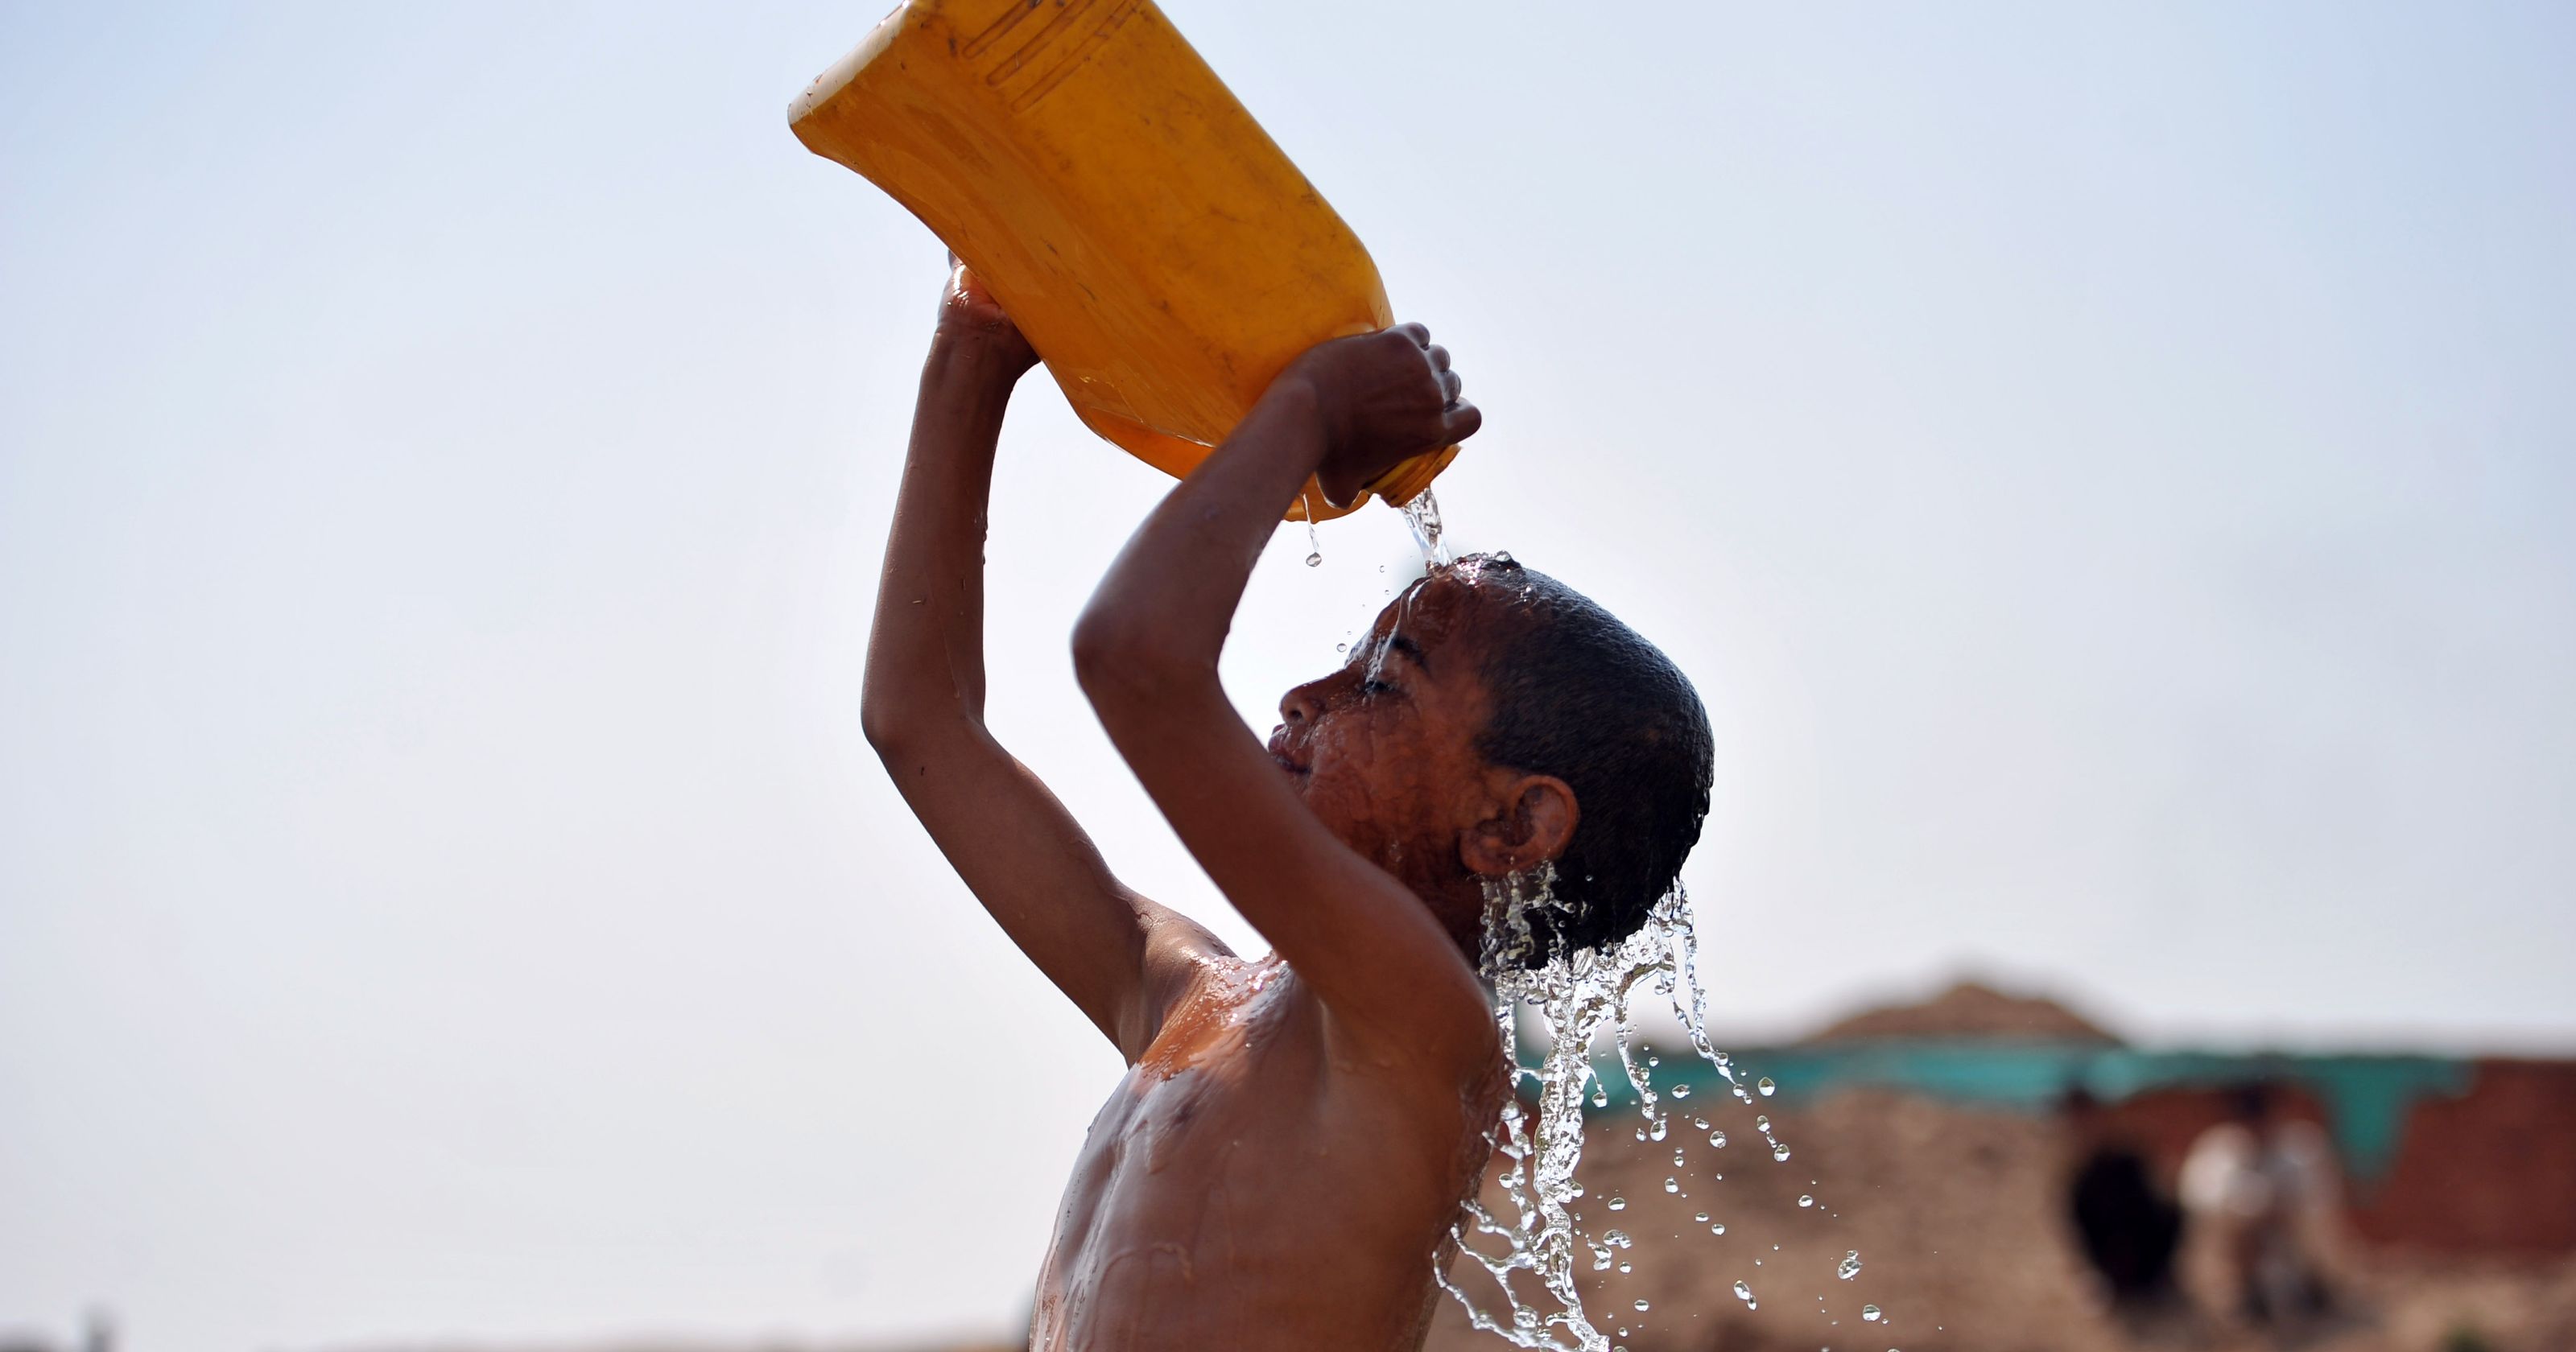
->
xmin=862 ymin=260 xmax=1226 ymax=1061
xmin=1071 ymin=326 xmax=1491 ymax=1062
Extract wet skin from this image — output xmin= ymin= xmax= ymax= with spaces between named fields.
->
xmin=865 ymin=261 xmax=1569 ymax=1350
xmin=1269 ymin=570 xmax=1544 ymax=953
xmin=1035 ymin=576 xmax=1535 ymax=1349
xmin=1032 ymin=949 xmax=1505 ymax=1350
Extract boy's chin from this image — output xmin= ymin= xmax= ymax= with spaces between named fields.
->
xmin=1270 ymin=754 xmax=1312 ymax=794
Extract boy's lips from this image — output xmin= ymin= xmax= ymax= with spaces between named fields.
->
xmin=1265 ymin=728 xmax=1312 ymax=779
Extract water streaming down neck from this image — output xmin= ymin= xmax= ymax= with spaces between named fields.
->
xmin=1436 ymin=868 xmax=1785 ymax=1351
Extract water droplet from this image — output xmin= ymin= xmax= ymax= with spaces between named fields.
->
xmin=1799 ymin=1194 xmax=1814 ymax=1208
xmin=1693 ymin=1116 xmax=1710 ymax=1129
xmin=1755 ymin=1115 xmax=1770 ymax=1131
xmin=1633 ymin=1299 xmax=1651 ymax=1312
xmin=1839 ymin=1251 xmax=1864 ymax=1280
xmin=1606 ymin=1197 xmax=1627 ymax=1211
xmin=1605 ymin=1230 xmax=1633 ymax=1248
xmin=1757 ymin=1077 xmax=1777 ymax=1097
xmin=1663 ymin=1177 xmax=1680 ymax=1193
xmin=1710 ymin=1222 xmax=1726 ymax=1235
xmin=1647 ymin=1055 xmax=1661 ymax=1067
xmin=1649 ymin=1118 xmax=1669 ymax=1142
xmin=1305 ymin=551 xmax=1322 ymax=567
xmin=1590 ymin=1243 xmax=1612 ymax=1271
xmin=1710 ymin=1131 xmax=1728 ymax=1148
xmin=1617 ymin=1261 xmax=1633 ymax=1274
xmin=1694 ymin=1211 xmax=1709 ymax=1222
xmin=1591 ymin=1085 xmax=1609 ymax=1107
xmin=1673 ymin=1149 xmax=1687 ymax=1168
xmin=1773 ymin=1142 xmax=1794 ymax=1162
xmin=1335 ymin=642 xmax=1348 ymax=653
xmin=1670 ymin=1082 xmax=1691 ymax=1098
xmin=1863 ymin=1305 xmax=1883 ymax=1322
xmin=1734 ymin=1280 xmax=1757 ymax=1309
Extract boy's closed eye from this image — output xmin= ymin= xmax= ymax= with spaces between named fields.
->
xmin=1348 ymin=633 xmax=1430 ymax=681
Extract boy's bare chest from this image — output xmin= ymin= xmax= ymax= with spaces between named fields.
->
xmin=1032 ymin=967 xmax=1488 ymax=1349
xmin=1073 ymin=969 xmax=1355 ymax=1222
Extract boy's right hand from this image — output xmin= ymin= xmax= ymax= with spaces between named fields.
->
xmin=1284 ymin=323 xmax=1482 ymax=507
xmin=935 ymin=251 xmax=1039 ymax=380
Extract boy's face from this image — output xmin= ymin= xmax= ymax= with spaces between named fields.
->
xmin=1266 ymin=565 xmax=1528 ymax=930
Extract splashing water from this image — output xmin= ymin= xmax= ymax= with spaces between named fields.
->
xmin=1434 ymin=868 xmax=1785 ymax=1350
xmin=1306 ymin=516 xmax=1323 ymax=568
xmin=1400 ymin=488 xmax=1453 ymax=567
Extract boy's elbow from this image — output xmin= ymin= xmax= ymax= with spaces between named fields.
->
xmin=859 ymin=690 xmax=920 ymax=763
xmin=1071 ymin=607 xmax=1201 ymax=712
xmin=1068 ymin=608 xmax=1139 ymax=701
xmin=860 ymin=675 xmax=956 ymax=762
xmin=858 ymin=699 xmax=904 ymax=757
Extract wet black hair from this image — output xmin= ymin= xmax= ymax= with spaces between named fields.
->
xmin=1462 ymin=554 xmax=1715 ymax=967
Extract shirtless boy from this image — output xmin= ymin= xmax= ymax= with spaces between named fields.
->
xmin=861 ymin=258 xmax=1715 ymax=1350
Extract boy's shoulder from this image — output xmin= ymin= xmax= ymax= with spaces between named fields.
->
xmin=1145 ymin=950 xmax=1507 ymax=1121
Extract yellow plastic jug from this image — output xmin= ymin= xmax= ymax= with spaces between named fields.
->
xmin=788 ymin=0 xmax=1457 ymax=521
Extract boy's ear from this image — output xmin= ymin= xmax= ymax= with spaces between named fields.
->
xmin=1460 ymin=773 xmax=1579 ymax=876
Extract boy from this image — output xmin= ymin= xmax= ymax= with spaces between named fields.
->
xmin=861 ymin=258 xmax=1714 ymax=1350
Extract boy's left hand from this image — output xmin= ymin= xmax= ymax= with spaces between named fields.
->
xmin=1285 ymin=323 xmax=1482 ymax=507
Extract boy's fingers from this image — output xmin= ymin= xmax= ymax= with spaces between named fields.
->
xmin=1443 ymin=398 xmax=1484 ymax=441
xmin=1395 ymin=321 xmax=1432 ymax=348
xmin=1426 ymin=343 xmax=1451 ymax=372
xmin=1440 ymin=369 xmax=1463 ymax=402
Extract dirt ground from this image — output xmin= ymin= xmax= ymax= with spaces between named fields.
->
xmin=1419 ymin=1088 xmax=2576 ymax=1352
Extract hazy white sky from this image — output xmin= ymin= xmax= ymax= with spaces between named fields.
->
xmin=4 ymin=2 xmax=2571 ymax=1348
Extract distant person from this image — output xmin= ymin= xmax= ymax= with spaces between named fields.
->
xmin=2180 ymin=1082 xmax=2339 ymax=1330
xmin=2062 ymin=1088 xmax=2189 ymax=1329
xmin=862 ymin=258 xmax=1715 ymax=1349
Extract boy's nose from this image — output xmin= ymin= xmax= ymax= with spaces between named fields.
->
xmin=1279 ymin=679 xmax=1328 ymax=725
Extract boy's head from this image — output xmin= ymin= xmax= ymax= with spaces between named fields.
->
xmin=1268 ymin=554 xmax=1715 ymax=967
